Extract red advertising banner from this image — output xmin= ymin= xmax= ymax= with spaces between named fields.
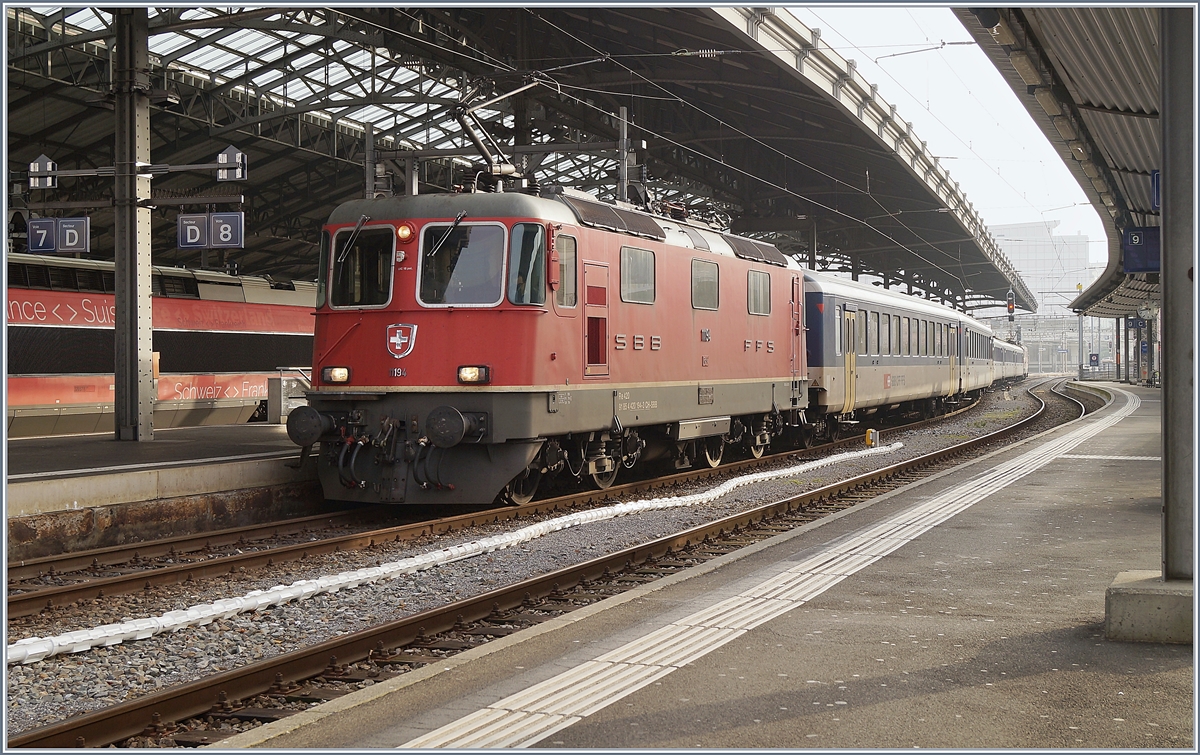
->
xmin=7 ymin=374 xmax=272 ymax=407
xmin=6 ymin=289 xmax=312 ymax=334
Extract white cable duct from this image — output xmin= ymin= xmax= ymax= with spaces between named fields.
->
xmin=7 ymin=442 xmax=903 ymax=665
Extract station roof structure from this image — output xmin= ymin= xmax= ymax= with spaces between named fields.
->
xmin=8 ymin=6 xmax=1033 ymax=312
xmin=954 ymin=7 xmax=1162 ymax=319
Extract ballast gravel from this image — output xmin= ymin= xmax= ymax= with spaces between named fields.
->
xmin=6 ymin=383 xmax=1063 ymax=735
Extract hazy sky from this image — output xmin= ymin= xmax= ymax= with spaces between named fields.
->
xmin=785 ymin=6 xmax=1109 ymax=265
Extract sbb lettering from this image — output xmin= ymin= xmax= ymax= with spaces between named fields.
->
xmin=614 ymin=334 xmax=662 ymax=351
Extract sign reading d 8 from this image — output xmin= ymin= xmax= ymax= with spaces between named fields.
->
xmin=209 ymin=212 xmax=244 ymax=248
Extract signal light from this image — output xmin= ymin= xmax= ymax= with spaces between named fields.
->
xmin=1006 ymin=290 xmax=1015 ymax=322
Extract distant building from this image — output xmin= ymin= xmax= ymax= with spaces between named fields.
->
xmin=991 ymin=220 xmax=1100 ymax=318
xmin=985 ymin=221 xmax=1108 ymax=374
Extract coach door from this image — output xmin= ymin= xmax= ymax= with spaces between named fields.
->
xmin=950 ymin=324 xmax=961 ymax=394
xmin=789 ymin=276 xmax=803 ymax=406
xmin=841 ymin=306 xmax=857 ymax=414
xmin=583 ymin=263 xmax=609 ymax=377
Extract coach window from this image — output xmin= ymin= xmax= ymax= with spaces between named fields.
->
xmin=419 ymin=222 xmax=505 ymax=306
xmin=936 ymin=323 xmax=943 ymax=356
xmin=747 ymin=269 xmax=771 ymax=315
xmin=857 ymin=310 xmax=867 ymax=355
xmin=902 ymin=316 xmax=910 ymax=355
xmin=918 ymin=320 xmax=926 ymax=356
xmin=555 ymin=235 xmax=578 ymax=307
xmin=331 ymin=226 xmax=395 ymax=307
xmin=869 ymin=311 xmax=879 ymax=355
xmin=691 ymin=259 xmax=719 ymax=310
xmin=508 ymin=223 xmax=546 ymax=305
xmin=882 ymin=313 xmax=891 ymax=354
xmin=835 ymin=305 xmax=843 ymax=356
xmin=621 ymin=246 xmax=655 ymax=304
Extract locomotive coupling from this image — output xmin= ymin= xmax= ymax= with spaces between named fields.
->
xmin=287 ymin=405 xmax=336 ymax=446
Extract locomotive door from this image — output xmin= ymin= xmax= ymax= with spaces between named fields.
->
xmin=841 ymin=307 xmax=857 ymax=414
xmin=583 ymin=263 xmax=609 ymax=377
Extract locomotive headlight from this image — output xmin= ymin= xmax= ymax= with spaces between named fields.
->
xmin=457 ymin=365 xmax=491 ymax=384
xmin=322 ymin=366 xmax=351 ymax=383
xmin=396 ymin=222 xmax=415 ymax=242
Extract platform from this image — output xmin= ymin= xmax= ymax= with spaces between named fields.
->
xmin=5 ymin=424 xmax=313 ymax=518
xmin=222 ymin=383 xmax=1193 ymax=749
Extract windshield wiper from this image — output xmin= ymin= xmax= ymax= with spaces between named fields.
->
xmin=335 ymin=214 xmax=371 ymax=264
xmin=426 ymin=211 xmax=468 ymax=258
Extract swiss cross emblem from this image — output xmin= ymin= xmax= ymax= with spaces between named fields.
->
xmin=387 ymin=324 xmax=417 ymax=358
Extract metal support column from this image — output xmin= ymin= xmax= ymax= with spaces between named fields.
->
xmin=1077 ymin=314 xmax=1085 ymax=380
xmin=1161 ymin=6 xmax=1194 ymax=582
xmin=113 ymin=8 xmax=154 ymax=441
xmin=808 ymin=220 xmax=817 ymax=269
xmin=617 ymin=106 xmax=629 ymax=203
xmin=364 ymin=123 xmax=375 ymax=198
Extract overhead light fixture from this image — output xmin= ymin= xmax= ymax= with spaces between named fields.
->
xmin=1053 ymin=117 xmax=1077 ymax=141
xmin=1068 ymin=141 xmax=1088 ymax=161
xmin=1081 ymin=161 xmax=1100 ymax=178
xmin=1034 ymin=88 xmax=1062 ymax=116
xmin=1008 ymin=51 xmax=1043 ymax=86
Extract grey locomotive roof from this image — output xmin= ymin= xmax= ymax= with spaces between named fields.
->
xmin=328 ymin=193 xmax=579 ymax=227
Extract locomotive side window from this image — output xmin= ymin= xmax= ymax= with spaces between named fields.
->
xmin=419 ymin=222 xmax=505 ymax=306
xmin=331 ymin=227 xmax=394 ymax=307
xmin=620 ymin=246 xmax=655 ymax=304
xmin=507 ymin=223 xmax=546 ymax=305
xmin=555 ymin=235 xmax=578 ymax=307
xmin=316 ymin=230 xmax=330 ymax=309
xmin=747 ymin=270 xmax=771 ymax=316
xmin=691 ymin=259 xmax=719 ymax=310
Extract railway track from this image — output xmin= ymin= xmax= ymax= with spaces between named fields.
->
xmin=6 ymin=395 xmax=989 ymax=618
xmin=8 ymin=379 xmax=1080 ymax=749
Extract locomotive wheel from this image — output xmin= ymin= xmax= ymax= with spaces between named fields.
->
xmin=591 ymin=467 xmax=619 ymax=490
xmin=797 ymin=425 xmax=815 ymax=449
xmin=746 ymin=439 xmax=767 ymax=459
xmin=504 ymin=468 xmax=541 ymax=505
xmin=703 ymin=436 xmax=724 ymax=468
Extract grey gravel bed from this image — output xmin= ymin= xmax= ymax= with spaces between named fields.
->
xmin=6 ymin=382 xmax=1061 ymax=735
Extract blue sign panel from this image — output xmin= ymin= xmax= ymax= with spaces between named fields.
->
xmin=26 ymin=218 xmax=56 ymax=253
xmin=209 ymin=212 xmax=244 ymax=248
xmin=56 ymin=217 xmax=90 ymax=254
xmin=1141 ymin=341 xmax=1149 ymax=355
xmin=1126 ymin=317 xmax=1147 ymax=329
xmin=177 ymin=214 xmax=209 ymax=249
xmin=1122 ymin=226 xmax=1160 ymax=273
xmin=1089 ymin=353 xmax=1099 ymax=367
xmin=1151 ymin=169 xmax=1161 ymax=211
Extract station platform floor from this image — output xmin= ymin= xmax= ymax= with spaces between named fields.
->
xmin=6 ymin=423 xmax=299 ymax=479
xmin=5 ymin=424 xmax=311 ymax=518
xmin=223 ymin=382 xmax=1193 ymax=749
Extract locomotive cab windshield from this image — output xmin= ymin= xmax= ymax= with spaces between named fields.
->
xmin=329 ymin=226 xmax=395 ymax=307
xmin=419 ymin=222 xmax=505 ymax=306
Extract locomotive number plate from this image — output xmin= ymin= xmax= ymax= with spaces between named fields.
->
xmin=698 ymin=386 xmax=714 ymax=405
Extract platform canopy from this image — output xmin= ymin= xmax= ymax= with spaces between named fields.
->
xmin=8 ymin=7 xmax=1032 ymax=311
xmin=954 ymin=8 xmax=1161 ymax=319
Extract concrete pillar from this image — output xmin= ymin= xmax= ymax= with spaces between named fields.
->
xmin=1161 ymin=6 xmax=1194 ymax=582
xmin=112 ymin=8 xmax=154 ymax=441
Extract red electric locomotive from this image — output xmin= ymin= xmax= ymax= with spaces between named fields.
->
xmin=288 ymin=187 xmax=810 ymax=505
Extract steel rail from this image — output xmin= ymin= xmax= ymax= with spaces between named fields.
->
xmin=7 ymin=381 xmax=1056 ymax=749
xmin=5 ymin=395 xmax=991 ymax=618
